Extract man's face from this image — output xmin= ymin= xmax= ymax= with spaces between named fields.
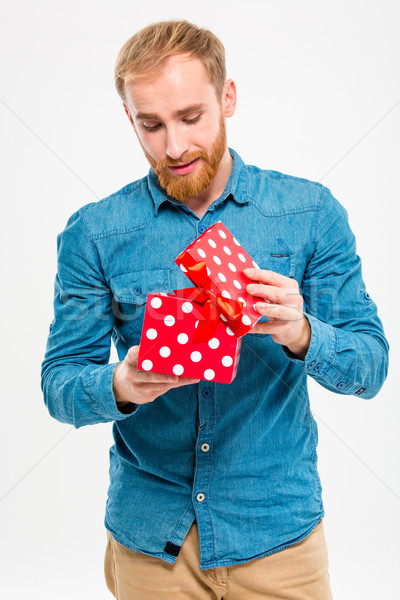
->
xmin=123 ymin=54 xmax=228 ymax=202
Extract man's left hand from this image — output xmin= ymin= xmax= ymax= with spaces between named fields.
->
xmin=243 ymin=267 xmax=311 ymax=360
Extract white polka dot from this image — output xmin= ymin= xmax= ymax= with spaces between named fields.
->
xmin=195 ymin=320 xmax=199 ymax=328
xmin=222 ymin=290 xmax=231 ymax=298
xmin=233 ymin=237 xmax=241 ymax=246
xmin=220 ymin=314 xmax=227 ymax=322
xmin=226 ymin=327 xmax=234 ymax=336
xmin=238 ymin=297 xmax=246 ymax=307
xmin=208 ymin=238 xmax=217 ymax=248
xmin=222 ymin=356 xmax=233 ymax=367
xmin=151 ymin=297 xmax=162 ymax=309
xmin=164 ymin=315 xmax=175 ymax=327
xmin=252 ymin=260 xmax=259 ymax=268
xmin=223 ymin=246 xmax=231 ymax=255
xmin=206 ymin=267 xmax=211 ymax=276
xmin=242 ymin=315 xmax=252 ymax=326
xmin=141 ymin=359 xmax=153 ymax=371
xmin=233 ymin=280 xmax=242 ymax=289
xmin=197 ymin=248 xmax=206 ymax=258
xmin=218 ymin=229 xmax=227 ymax=239
xmin=177 ymin=333 xmax=189 ymax=344
xmin=208 ymin=337 xmax=220 ymax=349
xmin=179 ymin=264 xmax=188 ymax=273
xmin=182 ymin=302 xmax=193 ymax=313
xmin=204 ymin=369 xmax=215 ymax=380
xmin=218 ymin=272 xmax=226 ymax=282
xmin=213 ymin=255 xmax=222 ymax=265
xmin=160 ymin=346 xmax=171 ymax=357
xmin=173 ymin=364 xmax=184 ymax=376
xmin=146 ymin=328 xmax=157 ymax=340
xmin=191 ymin=351 xmax=202 ymax=362
xmin=238 ymin=253 xmax=246 ymax=262
xmin=228 ymin=263 xmax=236 ymax=272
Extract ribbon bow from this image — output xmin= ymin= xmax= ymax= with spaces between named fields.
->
xmin=174 ymin=259 xmax=244 ymax=344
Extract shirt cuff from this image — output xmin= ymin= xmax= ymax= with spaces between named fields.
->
xmin=87 ymin=362 xmax=140 ymax=421
xmin=281 ymin=312 xmax=337 ymax=377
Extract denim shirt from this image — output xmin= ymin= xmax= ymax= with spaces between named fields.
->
xmin=41 ymin=148 xmax=389 ymax=569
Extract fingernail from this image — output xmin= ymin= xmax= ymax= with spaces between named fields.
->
xmin=244 ymin=268 xmax=254 ymax=275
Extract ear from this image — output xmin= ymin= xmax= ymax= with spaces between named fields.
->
xmin=123 ymin=103 xmax=137 ymax=131
xmin=221 ymin=79 xmax=237 ymax=118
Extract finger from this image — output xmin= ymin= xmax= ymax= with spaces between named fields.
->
xmin=254 ymin=302 xmax=302 ymax=321
xmin=243 ymin=267 xmax=293 ymax=288
xmin=125 ymin=345 xmax=140 ymax=365
xmin=171 ymin=377 xmax=201 ymax=387
xmin=136 ymin=370 xmax=180 ymax=384
xmin=250 ymin=320 xmax=288 ymax=335
xmin=246 ymin=284 xmax=286 ymax=304
xmin=136 ymin=370 xmax=200 ymax=385
xmin=138 ymin=378 xmax=200 ymax=396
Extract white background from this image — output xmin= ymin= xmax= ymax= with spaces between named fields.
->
xmin=1 ymin=1 xmax=399 ymax=598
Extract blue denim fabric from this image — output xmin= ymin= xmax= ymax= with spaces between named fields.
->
xmin=41 ymin=148 xmax=389 ymax=569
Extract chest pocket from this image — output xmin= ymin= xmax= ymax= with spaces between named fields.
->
xmin=253 ymin=250 xmax=295 ymax=278
xmin=110 ymin=269 xmax=171 ymax=344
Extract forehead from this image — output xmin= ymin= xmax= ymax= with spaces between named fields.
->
xmin=124 ymin=54 xmax=217 ymax=118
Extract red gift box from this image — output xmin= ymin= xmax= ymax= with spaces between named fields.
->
xmin=137 ymin=221 xmax=266 ymax=383
xmin=137 ymin=288 xmax=242 ymax=384
xmin=175 ymin=221 xmax=265 ymax=337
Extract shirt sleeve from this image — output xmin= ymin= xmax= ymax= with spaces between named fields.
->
xmin=282 ymin=186 xmax=389 ymax=399
xmin=41 ymin=209 xmax=139 ymax=428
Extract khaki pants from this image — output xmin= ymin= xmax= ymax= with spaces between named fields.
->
xmin=104 ymin=519 xmax=333 ymax=599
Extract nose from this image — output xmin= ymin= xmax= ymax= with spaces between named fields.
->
xmin=165 ymin=125 xmax=189 ymax=161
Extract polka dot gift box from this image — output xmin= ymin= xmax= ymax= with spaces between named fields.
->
xmin=138 ymin=288 xmax=243 ymax=384
xmin=174 ymin=221 xmax=266 ymax=338
xmin=137 ymin=221 xmax=266 ymax=384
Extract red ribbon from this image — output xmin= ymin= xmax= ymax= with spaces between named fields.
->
xmin=174 ymin=261 xmax=244 ymax=344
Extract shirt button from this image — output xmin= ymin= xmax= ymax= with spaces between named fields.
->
xmin=134 ymin=287 xmax=142 ymax=295
xmin=315 ymin=363 xmax=321 ymax=372
xmin=309 ymin=361 xmax=315 ymax=369
xmin=201 ymin=443 xmax=210 ymax=452
xmin=199 ymin=226 xmax=205 ymax=233
xmin=196 ymin=493 xmax=205 ymax=502
xmin=337 ymin=381 xmax=346 ymax=389
xmin=202 ymin=387 xmax=211 ymax=398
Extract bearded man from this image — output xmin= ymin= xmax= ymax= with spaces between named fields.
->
xmin=41 ymin=19 xmax=388 ymax=600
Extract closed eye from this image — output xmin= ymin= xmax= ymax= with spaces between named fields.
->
xmin=183 ymin=115 xmax=201 ymax=124
xmin=142 ymin=123 xmax=162 ymax=132
xmin=142 ymin=114 xmax=202 ymax=133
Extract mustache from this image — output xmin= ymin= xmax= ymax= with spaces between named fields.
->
xmin=156 ymin=150 xmax=209 ymax=170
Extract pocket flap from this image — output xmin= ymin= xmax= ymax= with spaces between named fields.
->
xmin=110 ymin=269 xmax=171 ymax=305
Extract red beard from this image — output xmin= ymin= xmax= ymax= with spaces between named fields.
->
xmin=143 ymin=115 xmax=227 ymax=203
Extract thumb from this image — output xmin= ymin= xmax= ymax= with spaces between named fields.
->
xmin=126 ymin=345 xmax=140 ymax=364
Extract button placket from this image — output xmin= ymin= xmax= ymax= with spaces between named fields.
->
xmin=193 ymin=382 xmax=215 ymax=564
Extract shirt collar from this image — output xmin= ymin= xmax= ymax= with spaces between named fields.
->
xmin=147 ymin=147 xmax=249 ymax=215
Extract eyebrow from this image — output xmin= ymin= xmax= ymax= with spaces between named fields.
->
xmin=135 ymin=103 xmax=206 ymax=121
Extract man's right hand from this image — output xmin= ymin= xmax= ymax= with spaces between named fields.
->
xmin=112 ymin=345 xmax=200 ymax=409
